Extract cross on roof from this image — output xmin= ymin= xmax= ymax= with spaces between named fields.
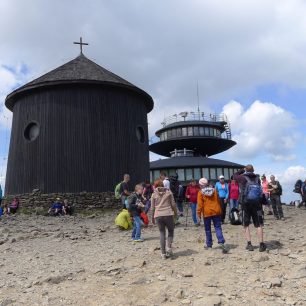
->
xmin=73 ymin=37 xmax=89 ymax=54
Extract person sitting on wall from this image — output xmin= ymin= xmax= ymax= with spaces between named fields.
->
xmin=8 ymin=197 xmax=20 ymax=214
xmin=62 ymin=199 xmax=73 ymax=215
xmin=48 ymin=198 xmax=63 ymax=216
xmin=115 ymin=208 xmax=133 ymax=230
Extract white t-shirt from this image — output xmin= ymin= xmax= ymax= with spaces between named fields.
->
xmin=163 ymin=178 xmax=170 ymax=190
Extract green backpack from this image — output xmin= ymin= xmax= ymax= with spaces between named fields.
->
xmin=115 ymin=182 xmax=123 ymax=200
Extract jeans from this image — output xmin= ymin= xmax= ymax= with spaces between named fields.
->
xmin=204 ymin=215 xmax=225 ymax=247
xmin=176 ymin=200 xmax=184 ymax=216
xmin=144 ymin=199 xmax=151 ymax=214
xmin=132 ymin=215 xmax=142 ymax=240
xmin=121 ymin=196 xmax=128 ymax=209
xmin=270 ymin=194 xmax=284 ymax=218
xmin=219 ymin=197 xmax=227 ymax=222
xmin=190 ymin=203 xmax=198 ymax=224
xmin=156 ymin=215 xmax=175 ymax=254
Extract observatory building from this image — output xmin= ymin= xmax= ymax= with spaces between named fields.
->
xmin=5 ymin=50 xmax=153 ymax=197
xmin=149 ymin=111 xmax=243 ymax=183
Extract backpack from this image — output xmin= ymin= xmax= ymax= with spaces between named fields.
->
xmin=244 ymin=175 xmax=262 ymax=202
xmin=114 ymin=182 xmax=123 ymax=200
xmin=293 ymin=180 xmax=302 ymax=193
xmin=229 ymin=208 xmax=242 ymax=225
xmin=170 ymin=177 xmax=179 ymax=199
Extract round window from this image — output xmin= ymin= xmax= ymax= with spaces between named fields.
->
xmin=24 ymin=122 xmax=40 ymax=142
xmin=136 ymin=126 xmax=145 ymax=143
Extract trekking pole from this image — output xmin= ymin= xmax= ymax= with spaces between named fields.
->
xmin=185 ymin=200 xmax=189 ymax=229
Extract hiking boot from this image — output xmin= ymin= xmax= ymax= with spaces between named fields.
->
xmin=204 ymin=246 xmax=212 ymax=250
xmin=275 ymin=216 xmax=280 ymax=220
xmin=220 ymin=244 xmax=229 ymax=254
xmin=259 ymin=242 xmax=267 ymax=252
xmin=134 ymin=238 xmax=144 ymax=242
xmin=195 ymin=223 xmax=200 ymax=227
xmin=246 ymin=243 xmax=254 ymax=251
xmin=166 ymin=249 xmax=173 ymax=258
xmin=161 ymin=254 xmax=167 ymax=260
xmin=280 ymin=217 xmax=285 ymax=221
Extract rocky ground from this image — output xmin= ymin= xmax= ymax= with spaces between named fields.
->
xmin=0 ymin=206 xmax=306 ymax=306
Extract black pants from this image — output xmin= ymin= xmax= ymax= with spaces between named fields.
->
xmin=270 ymin=194 xmax=284 ymax=218
xmin=219 ymin=197 xmax=227 ymax=222
xmin=156 ymin=216 xmax=175 ymax=254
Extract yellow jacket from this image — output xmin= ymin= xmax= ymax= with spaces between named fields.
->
xmin=115 ymin=209 xmax=133 ymax=230
xmin=197 ymin=189 xmax=222 ymax=218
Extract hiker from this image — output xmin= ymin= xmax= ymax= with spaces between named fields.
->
xmin=160 ymin=171 xmax=170 ymax=190
xmin=234 ymin=165 xmax=266 ymax=252
xmin=197 ymin=178 xmax=227 ymax=252
xmin=151 ymin=179 xmax=177 ymax=259
xmin=177 ymin=183 xmax=185 ymax=218
xmin=142 ymin=181 xmax=154 ymax=213
xmin=268 ymin=175 xmax=284 ymax=220
xmin=115 ymin=209 xmax=133 ymax=230
xmin=48 ymin=198 xmax=63 ymax=216
xmin=229 ymin=178 xmax=239 ymax=214
xmin=261 ymin=174 xmax=273 ymax=215
xmin=301 ymin=180 xmax=306 ymax=207
xmin=128 ymin=184 xmax=145 ymax=242
xmin=62 ymin=199 xmax=73 ymax=215
xmin=8 ymin=197 xmax=19 ymax=214
xmin=120 ymin=174 xmax=131 ymax=209
xmin=169 ymin=174 xmax=183 ymax=218
xmin=215 ymin=175 xmax=229 ymax=224
xmin=185 ymin=179 xmax=200 ymax=226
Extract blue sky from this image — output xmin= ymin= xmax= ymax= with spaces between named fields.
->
xmin=1 ymin=0 xmax=306 ymax=202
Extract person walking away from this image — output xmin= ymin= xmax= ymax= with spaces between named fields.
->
xmin=197 ymin=178 xmax=227 ymax=253
xmin=169 ymin=174 xmax=183 ymax=218
xmin=160 ymin=171 xmax=170 ymax=190
xmin=234 ymin=165 xmax=266 ymax=252
xmin=151 ymin=180 xmax=177 ymax=259
xmin=143 ymin=181 xmax=154 ymax=213
xmin=301 ymin=180 xmax=306 ymax=208
xmin=268 ymin=175 xmax=284 ymax=220
xmin=261 ymin=175 xmax=273 ymax=215
xmin=128 ymin=184 xmax=145 ymax=242
xmin=176 ymin=184 xmax=185 ymax=218
xmin=185 ymin=180 xmax=200 ymax=226
xmin=215 ymin=175 xmax=229 ymax=224
xmin=115 ymin=209 xmax=133 ymax=230
xmin=120 ymin=174 xmax=131 ymax=209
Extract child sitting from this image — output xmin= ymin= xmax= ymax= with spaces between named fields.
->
xmin=8 ymin=197 xmax=19 ymax=214
xmin=128 ymin=184 xmax=145 ymax=242
xmin=115 ymin=209 xmax=133 ymax=230
xmin=48 ymin=198 xmax=63 ymax=216
xmin=197 ymin=178 xmax=228 ymax=253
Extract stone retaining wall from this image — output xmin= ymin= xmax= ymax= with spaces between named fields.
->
xmin=3 ymin=189 xmax=120 ymax=209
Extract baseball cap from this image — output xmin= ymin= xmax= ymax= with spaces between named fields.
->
xmin=219 ymin=175 xmax=225 ymax=179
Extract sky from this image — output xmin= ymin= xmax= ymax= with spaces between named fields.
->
xmin=1 ymin=0 xmax=306 ymax=202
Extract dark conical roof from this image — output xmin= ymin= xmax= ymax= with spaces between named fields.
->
xmin=5 ymin=53 xmax=153 ymax=111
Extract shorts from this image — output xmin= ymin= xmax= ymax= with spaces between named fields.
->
xmin=241 ymin=200 xmax=263 ymax=228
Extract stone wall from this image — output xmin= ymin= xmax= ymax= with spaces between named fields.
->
xmin=3 ymin=189 xmax=121 ymax=210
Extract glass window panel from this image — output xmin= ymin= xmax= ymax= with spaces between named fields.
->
xmin=210 ymin=128 xmax=214 ymax=136
xmin=176 ymin=128 xmax=182 ymax=137
xmin=163 ymin=132 xmax=167 ymax=140
xmin=217 ymin=168 xmax=223 ymax=178
xmin=171 ymin=129 xmax=177 ymax=138
xmin=199 ymin=127 xmax=205 ymax=136
xmin=150 ymin=171 xmax=153 ymax=183
xmin=210 ymin=168 xmax=217 ymax=180
xmin=194 ymin=168 xmax=201 ymax=180
xmin=203 ymin=168 xmax=209 ymax=179
xmin=224 ymin=168 xmax=230 ymax=180
xmin=205 ymin=127 xmax=209 ymax=136
xmin=153 ymin=170 xmax=160 ymax=181
xmin=194 ymin=126 xmax=199 ymax=136
xmin=216 ymin=130 xmax=221 ymax=138
xmin=213 ymin=129 xmax=217 ymax=137
xmin=160 ymin=133 xmax=164 ymax=141
xmin=182 ymin=127 xmax=187 ymax=136
xmin=188 ymin=127 xmax=193 ymax=136
xmin=177 ymin=169 xmax=185 ymax=181
xmin=167 ymin=130 xmax=172 ymax=139
xmin=228 ymin=168 xmax=234 ymax=178
xmin=186 ymin=168 xmax=193 ymax=181
xmin=169 ymin=169 xmax=176 ymax=177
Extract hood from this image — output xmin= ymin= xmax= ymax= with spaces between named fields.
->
xmin=244 ymin=172 xmax=258 ymax=179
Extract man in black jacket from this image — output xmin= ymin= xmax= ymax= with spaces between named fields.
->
xmin=268 ymin=175 xmax=284 ymax=220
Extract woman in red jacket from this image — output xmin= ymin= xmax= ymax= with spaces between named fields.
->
xmin=185 ymin=180 xmax=200 ymax=226
xmin=229 ymin=179 xmax=239 ymax=219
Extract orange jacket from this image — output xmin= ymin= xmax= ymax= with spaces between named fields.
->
xmin=197 ymin=189 xmax=222 ymax=218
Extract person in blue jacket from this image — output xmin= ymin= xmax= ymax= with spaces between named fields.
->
xmin=215 ymin=175 xmax=229 ymax=224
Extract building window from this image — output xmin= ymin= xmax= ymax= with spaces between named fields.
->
xmin=217 ymin=168 xmax=223 ymax=178
xmin=203 ymin=168 xmax=209 ymax=179
xmin=205 ymin=127 xmax=209 ymax=136
xmin=199 ymin=127 xmax=205 ymax=136
xmin=176 ymin=128 xmax=182 ymax=137
xmin=224 ymin=168 xmax=230 ymax=180
xmin=188 ymin=127 xmax=193 ymax=136
xmin=186 ymin=168 xmax=193 ymax=181
xmin=194 ymin=126 xmax=199 ymax=136
xmin=172 ymin=129 xmax=177 ymax=138
xmin=177 ymin=169 xmax=185 ymax=181
xmin=210 ymin=168 xmax=217 ymax=180
xmin=229 ymin=168 xmax=234 ymax=178
xmin=194 ymin=168 xmax=201 ymax=180
xmin=24 ymin=122 xmax=40 ymax=142
xmin=167 ymin=130 xmax=172 ymax=139
xmin=169 ymin=169 xmax=176 ymax=177
xmin=182 ymin=127 xmax=187 ymax=136
xmin=150 ymin=171 xmax=153 ymax=183
xmin=153 ymin=170 xmax=160 ymax=181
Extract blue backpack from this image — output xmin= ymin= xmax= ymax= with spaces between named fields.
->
xmin=244 ymin=175 xmax=262 ymax=202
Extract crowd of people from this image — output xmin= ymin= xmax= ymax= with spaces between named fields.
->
xmin=114 ymin=165 xmax=295 ymax=258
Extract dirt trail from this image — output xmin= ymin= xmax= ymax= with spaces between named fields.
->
xmin=0 ymin=206 xmax=306 ymax=306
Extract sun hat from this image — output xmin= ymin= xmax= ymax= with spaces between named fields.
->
xmin=199 ymin=178 xmax=208 ymax=186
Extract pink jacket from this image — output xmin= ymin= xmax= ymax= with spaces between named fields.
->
xmin=229 ymin=183 xmax=239 ymax=200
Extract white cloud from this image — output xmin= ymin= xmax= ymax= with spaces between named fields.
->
xmin=223 ymin=100 xmax=298 ymax=160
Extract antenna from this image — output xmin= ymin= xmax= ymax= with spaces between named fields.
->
xmin=197 ymin=81 xmax=200 ymax=113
